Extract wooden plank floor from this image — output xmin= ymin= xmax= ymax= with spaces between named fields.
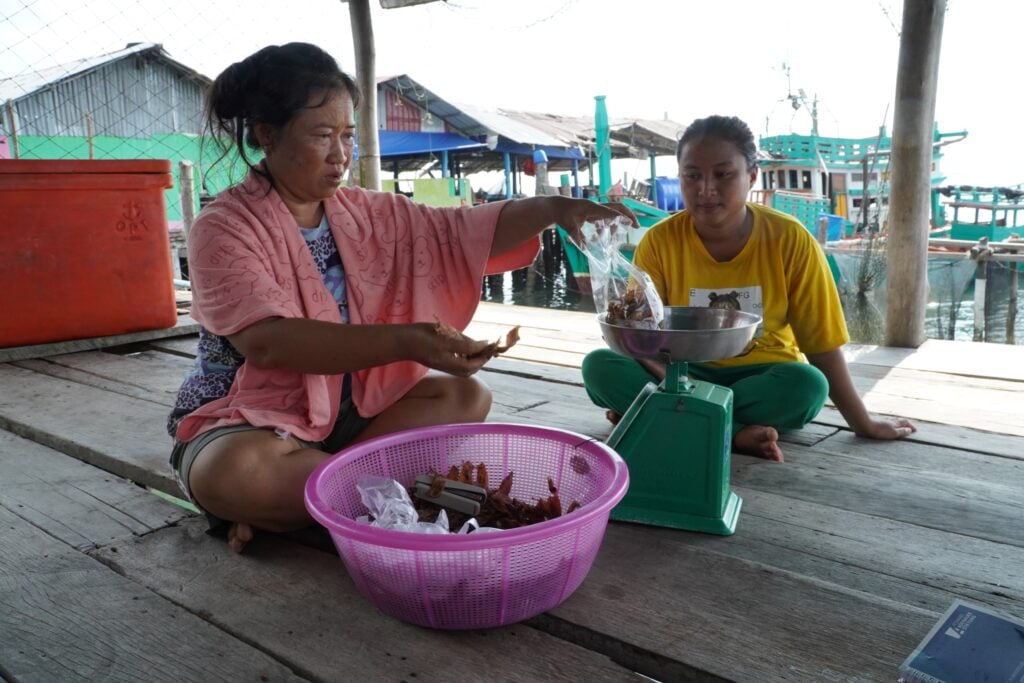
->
xmin=2 ymin=302 xmax=1022 ymax=682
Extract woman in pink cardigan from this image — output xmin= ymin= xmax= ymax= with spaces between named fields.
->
xmin=167 ymin=43 xmax=633 ymax=552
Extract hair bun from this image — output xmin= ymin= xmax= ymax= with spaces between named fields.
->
xmin=211 ymin=59 xmax=258 ymax=120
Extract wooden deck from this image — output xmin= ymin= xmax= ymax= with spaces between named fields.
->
xmin=2 ymin=302 xmax=1022 ymax=682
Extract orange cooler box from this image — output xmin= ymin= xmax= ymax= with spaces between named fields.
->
xmin=0 ymin=159 xmax=177 ymax=348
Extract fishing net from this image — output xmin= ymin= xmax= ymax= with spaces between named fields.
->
xmin=827 ymin=241 xmax=981 ymax=344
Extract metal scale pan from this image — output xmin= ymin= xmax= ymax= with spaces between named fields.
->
xmin=598 ymin=306 xmax=761 ymax=365
xmin=598 ymin=306 xmax=762 ymax=535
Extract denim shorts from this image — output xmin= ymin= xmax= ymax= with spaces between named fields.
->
xmin=169 ymin=397 xmax=371 ymax=515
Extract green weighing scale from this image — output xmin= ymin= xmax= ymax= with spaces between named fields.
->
xmin=600 ymin=307 xmax=761 ymax=535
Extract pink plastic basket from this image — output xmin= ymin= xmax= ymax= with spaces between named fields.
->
xmin=304 ymin=422 xmax=629 ymax=630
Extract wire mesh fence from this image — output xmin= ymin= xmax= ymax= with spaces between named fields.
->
xmin=3 ymin=0 xmax=1022 ymax=344
xmin=1 ymin=0 xmax=363 ymax=228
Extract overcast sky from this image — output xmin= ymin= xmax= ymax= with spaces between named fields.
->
xmin=1 ymin=0 xmax=1018 ymax=186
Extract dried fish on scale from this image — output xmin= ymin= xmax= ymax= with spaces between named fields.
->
xmin=605 ymin=286 xmax=660 ymax=326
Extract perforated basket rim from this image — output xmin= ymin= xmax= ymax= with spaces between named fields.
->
xmin=304 ymin=422 xmax=629 ymax=551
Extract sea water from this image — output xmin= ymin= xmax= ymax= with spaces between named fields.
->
xmin=830 ymin=249 xmax=1022 ymax=344
xmin=480 ymin=260 xmax=594 ymax=313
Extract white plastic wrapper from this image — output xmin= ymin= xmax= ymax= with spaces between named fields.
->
xmin=355 ymin=474 xmax=450 ymax=534
xmin=577 ymin=217 xmax=664 ymax=329
xmin=354 ymin=474 xmax=503 ymax=535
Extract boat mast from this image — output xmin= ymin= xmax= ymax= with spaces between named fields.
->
xmin=783 ymin=63 xmax=818 ymax=137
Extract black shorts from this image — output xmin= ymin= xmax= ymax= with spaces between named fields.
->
xmin=169 ymin=397 xmax=371 ymax=527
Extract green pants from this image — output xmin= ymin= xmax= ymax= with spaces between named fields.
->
xmin=581 ymin=349 xmax=829 ymax=437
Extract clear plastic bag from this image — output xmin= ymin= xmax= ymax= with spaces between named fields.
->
xmin=578 ymin=218 xmax=664 ymax=329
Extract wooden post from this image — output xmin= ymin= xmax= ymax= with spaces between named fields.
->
xmin=6 ymin=99 xmax=20 ymax=159
xmin=503 ymin=152 xmax=512 ymax=200
xmin=533 ymin=154 xmax=553 ymax=281
xmin=348 ymin=0 xmax=381 ymax=190
xmin=524 ymin=255 xmax=538 ymax=298
xmin=170 ymin=246 xmax=182 ymax=280
xmin=85 ymin=111 xmax=94 ymax=159
xmin=179 ymin=160 xmax=196 ymax=240
xmin=535 ymin=161 xmax=549 ymax=196
xmin=860 ymin=156 xmax=870 ymax=232
xmin=969 ymin=239 xmax=992 ymax=342
xmin=972 ymin=258 xmax=988 ymax=342
xmin=1007 ymin=259 xmax=1018 ymax=344
xmin=816 ymin=215 xmax=829 ymax=245
xmin=885 ymin=0 xmax=946 ymax=347
xmin=649 ymin=153 xmax=658 ymax=206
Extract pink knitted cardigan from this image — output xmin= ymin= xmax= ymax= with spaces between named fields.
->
xmin=176 ymin=171 xmax=509 ymax=442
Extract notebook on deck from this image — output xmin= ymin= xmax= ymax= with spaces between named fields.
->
xmin=898 ymin=600 xmax=1024 ymax=683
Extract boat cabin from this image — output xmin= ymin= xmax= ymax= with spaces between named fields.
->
xmin=939 ymin=185 xmax=1024 ymax=242
xmin=754 ymin=126 xmax=966 ymax=237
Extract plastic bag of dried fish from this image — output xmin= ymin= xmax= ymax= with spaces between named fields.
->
xmin=577 ymin=218 xmax=664 ymax=329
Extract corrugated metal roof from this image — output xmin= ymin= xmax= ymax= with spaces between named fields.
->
xmin=376 ymin=74 xmax=687 ymax=160
xmin=2 ymin=53 xmax=682 ymax=158
xmin=608 ymin=118 xmax=686 ymax=157
xmin=491 ymin=109 xmax=592 ymax=148
xmin=454 ymin=102 xmax=574 ymax=148
xmin=377 ymin=74 xmax=489 ymax=138
xmin=496 ymin=110 xmax=688 ymax=159
xmin=3 ymin=44 xmax=210 ymax=138
xmin=613 ymin=117 xmax=687 ymax=142
xmin=377 ymin=75 xmax=582 ymax=150
xmin=0 ymin=42 xmax=210 ymax=104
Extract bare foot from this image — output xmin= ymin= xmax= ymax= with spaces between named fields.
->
xmin=227 ymin=522 xmax=254 ymax=553
xmin=605 ymin=409 xmax=621 ymax=426
xmin=733 ymin=425 xmax=784 ymax=462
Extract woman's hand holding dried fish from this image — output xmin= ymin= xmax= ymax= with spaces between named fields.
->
xmin=406 ymin=322 xmax=493 ymax=377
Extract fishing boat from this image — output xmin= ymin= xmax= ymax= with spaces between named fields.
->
xmin=935 ymin=184 xmax=1024 ymax=241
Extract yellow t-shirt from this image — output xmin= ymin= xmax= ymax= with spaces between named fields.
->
xmin=632 ymin=202 xmax=849 ymax=367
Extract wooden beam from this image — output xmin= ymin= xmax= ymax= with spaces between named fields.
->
xmin=379 ymin=0 xmax=440 ymax=7
xmin=5 ymin=99 xmax=19 ymax=159
xmin=0 ymin=316 xmax=199 ymax=363
xmin=348 ymin=0 xmax=381 ymax=190
xmin=179 ymin=160 xmax=196 ymax=239
xmin=886 ymin=0 xmax=947 ymax=346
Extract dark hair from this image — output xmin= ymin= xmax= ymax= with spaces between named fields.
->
xmin=675 ymin=115 xmax=758 ymax=170
xmin=203 ymin=42 xmax=361 ymax=179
